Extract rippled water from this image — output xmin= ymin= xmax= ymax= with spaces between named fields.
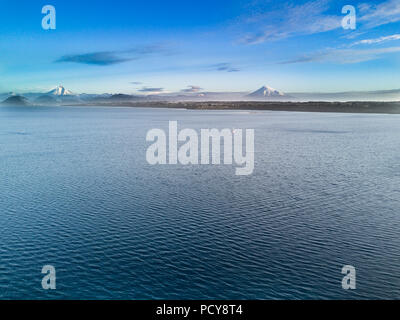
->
xmin=0 ymin=106 xmax=399 ymax=300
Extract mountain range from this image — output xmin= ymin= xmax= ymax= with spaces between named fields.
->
xmin=2 ymin=85 xmax=400 ymax=106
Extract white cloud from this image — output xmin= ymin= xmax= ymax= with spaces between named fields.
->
xmin=240 ymin=0 xmax=341 ymax=44
xmin=281 ymin=46 xmax=400 ymax=64
xmin=352 ymin=34 xmax=400 ymax=46
xmin=359 ymin=0 xmax=400 ymax=28
xmin=239 ymin=0 xmax=400 ymax=44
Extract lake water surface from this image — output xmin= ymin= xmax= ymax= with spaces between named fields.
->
xmin=0 ymin=106 xmax=399 ymax=299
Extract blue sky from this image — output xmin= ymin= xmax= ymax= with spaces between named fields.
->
xmin=1 ymin=0 xmax=400 ymax=94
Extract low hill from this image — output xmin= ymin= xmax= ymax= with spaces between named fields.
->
xmin=1 ymin=95 xmax=29 ymax=106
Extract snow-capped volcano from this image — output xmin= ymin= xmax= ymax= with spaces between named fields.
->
xmin=248 ymin=85 xmax=285 ymax=97
xmin=47 ymin=85 xmax=74 ymax=96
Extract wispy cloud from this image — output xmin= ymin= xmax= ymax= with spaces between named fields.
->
xmin=352 ymin=34 xmax=400 ymax=46
xmin=281 ymin=46 xmax=400 ymax=64
xmin=130 ymin=81 xmax=143 ymax=85
xmin=181 ymin=85 xmax=203 ymax=93
xmin=210 ymin=63 xmax=240 ymax=72
xmin=138 ymin=87 xmax=164 ymax=93
xmin=240 ymin=0 xmax=341 ymax=44
xmin=56 ymin=45 xmax=173 ymax=66
xmin=358 ymin=0 xmax=400 ymax=28
xmin=239 ymin=0 xmax=400 ymax=45
xmin=341 ymin=31 xmax=367 ymax=40
xmin=56 ymin=52 xmax=131 ymax=66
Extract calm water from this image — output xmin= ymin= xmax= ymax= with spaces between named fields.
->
xmin=0 ymin=106 xmax=399 ymax=300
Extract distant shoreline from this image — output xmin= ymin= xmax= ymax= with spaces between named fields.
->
xmin=63 ymin=101 xmax=400 ymax=114
xmin=2 ymin=100 xmax=400 ymax=114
